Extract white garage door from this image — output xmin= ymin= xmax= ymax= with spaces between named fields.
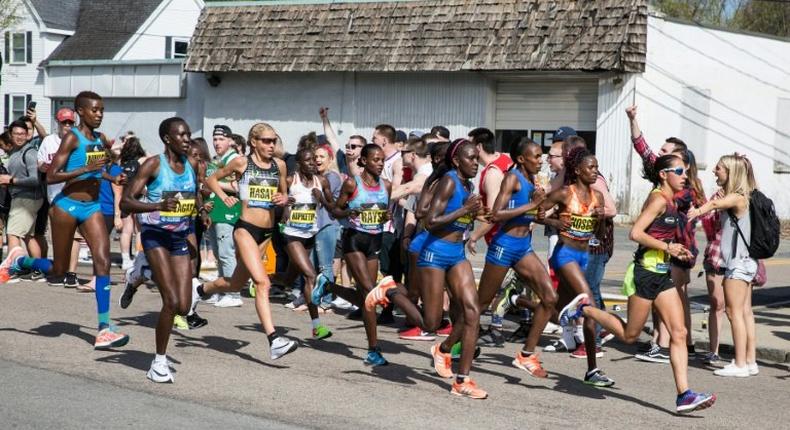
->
xmin=495 ymin=79 xmax=599 ymax=132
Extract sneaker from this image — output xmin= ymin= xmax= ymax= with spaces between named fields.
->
xmin=436 ymin=319 xmax=452 ymax=337
xmin=27 ymin=270 xmax=46 ymax=282
xmin=635 ymin=344 xmax=670 ymax=364
xmin=312 ymin=272 xmax=330 ymax=305
xmin=570 ymin=344 xmax=604 ymax=359
xmin=173 ymin=315 xmax=189 ymax=330
xmin=399 ymin=326 xmax=436 ymax=341
xmin=477 ymin=326 xmax=505 ymax=347
xmin=676 ymin=390 xmax=716 ymax=413
xmin=269 ymin=285 xmax=288 ymax=299
xmin=0 ymin=246 xmax=26 ymax=283
xmin=558 ymin=293 xmax=590 ymax=327
xmin=687 ymin=344 xmax=698 ymax=359
xmin=64 ymin=272 xmax=79 ymax=288
xmin=431 ymin=343 xmax=453 ymax=378
xmin=46 ymin=274 xmax=65 ymax=287
xmin=331 ymin=296 xmax=355 ymax=310
xmin=544 ymin=339 xmax=572 ymax=353
xmin=204 ymin=293 xmax=220 ymax=305
xmin=365 ymin=276 xmax=397 ymax=311
xmin=247 ymin=279 xmax=256 ymax=298
xmin=584 ymin=368 xmax=615 ymax=387
xmin=94 ymin=327 xmax=130 ymax=350
xmin=147 ymin=359 xmax=174 ymax=383
xmin=748 ymin=361 xmax=759 ymax=376
xmin=701 ymin=351 xmax=720 ymax=365
xmin=312 ymin=324 xmax=332 ymax=340
xmin=451 ymin=377 xmax=488 ymax=399
xmin=364 ymin=347 xmax=388 ymax=366
xmin=542 ymin=321 xmax=562 ymax=335
xmin=285 ymin=294 xmax=305 ymax=309
xmin=186 ymin=313 xmax=208 ymax=329
xmin=119 ymin=282 xmax=139 ymax=309
xmin=512 ymin=352 xmax=548 ymax=378
xmin=450 ymin=342 xmax=481 ymax=361
xmin=269 ymin=336 xmax=298 ymax=360
xmin=494 ymin=283 xmax=519 ymax=316
xmin=713 ymin=362 xmax=749 ymax=377
xmin=599 ymin=330 xmax=615 ymax=345
xmin=190 ymin=278 xmax=202 ymax=312
xmin=214 ymin=293 xmax=243 ymax=308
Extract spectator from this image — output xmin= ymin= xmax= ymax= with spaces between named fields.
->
xmin=118 ymin=136 xmax=147 ymax=269
xmin=99 ymin=150 xmax=125 ymax=265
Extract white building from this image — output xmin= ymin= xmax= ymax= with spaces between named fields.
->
xmin=185 ymin=0 xmax=790 ymax=219
xmin=1 ymin=0 xmax=205 ymax=152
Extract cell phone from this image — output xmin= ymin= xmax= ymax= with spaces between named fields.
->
xmin=27 ymin=101 xmax=36 ymax=110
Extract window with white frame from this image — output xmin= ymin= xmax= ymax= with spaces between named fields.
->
xmin=166 ymin=37 xmax=189 ymax=59
xmin=10 ymin=94 xmax=27 ymax=120
xmin=11 ymin=32 xmax=27 ymax=64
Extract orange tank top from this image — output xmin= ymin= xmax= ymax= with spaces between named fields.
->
xmin=560 ymin=184 xmax=599 ymax=242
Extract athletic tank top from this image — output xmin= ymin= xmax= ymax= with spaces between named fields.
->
xmin=560 ymin=184 xmax=599 ymax=242
xmin=139 ymin=154 xmax=196 ymax=232
xmin=283 ymin=173 xmax=320 ymax=238
xmin=64 ymin=127 xmax=105 ymax=181
xmin=443 ymin=170 xmax=474 ymax=233
xmin=481 ymin=154 xmax=513 ymax=244
xmin=635 ymin=189 xmax=681 ymax=274
xmin=348 ymin=175 xmax=389 ymax=234
xmin=239 ymin=155 xmax=279 ymax=210
xmin=504 ymin=169 xmax=536 ymax=229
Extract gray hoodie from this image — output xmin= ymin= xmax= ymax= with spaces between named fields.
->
xmin=7 ymin=141 xmax=43 ymax=200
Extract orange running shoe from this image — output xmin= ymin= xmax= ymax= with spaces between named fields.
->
xmin=512 ymin=351 xmax=548 ymax=378
xmin=364 ymin=276 xmax=396 ymax=311
xmin=431 ymin=343 xmax=453 ymax=378
xmin=451 ymin=377 xmax=488 ymax=399
xmin=94 ymin=327 xmax=130 ymax=350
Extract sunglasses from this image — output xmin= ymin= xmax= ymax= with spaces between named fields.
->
xmin=662 ymin=167 xmax=686 ymax=176
xmin=345 ymin=144 xmax=362 ymax=150
xmin=254 ymin=136 xmax=277 ymax=144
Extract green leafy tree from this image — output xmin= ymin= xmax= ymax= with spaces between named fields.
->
xmin=731 ymin=1 xmax=790 ymax=37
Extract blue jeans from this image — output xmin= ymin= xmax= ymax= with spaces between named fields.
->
xmin=584 ymin=252 xmax=609 ymax=345
xmin=210 ymin=222 xmax=237 ymax=278
xmin=313 ymin=224 xmax=340 ymax=305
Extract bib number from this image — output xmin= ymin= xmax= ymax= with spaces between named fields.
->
xmin=247 ymin=177 xmax=278 ymax=209
xmin=288 ymin=203 xmax=317 ymax=229
xmin=358 ymin=203 xmax=387 ymax=230
xmin=85 ymin=145 xmax=106 ymax=165
xmin=160 ymin=191 xmax=196 ymax=224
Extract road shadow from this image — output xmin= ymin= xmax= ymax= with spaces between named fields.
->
xmin=0 ymin=321 xmax=95 ymax=346
xmin=95 ymin=349 xmax=165 ymax=372
xmin=172 ymin=331 xmax=289 ymax=369
xmin=114 ymin=311 xmax=159 ymax=329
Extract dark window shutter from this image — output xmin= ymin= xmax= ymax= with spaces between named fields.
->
xmin=25 ymin=31 xmax=32 ymax=63
xmin=4 ymin=32 xmax=9 ymax=63
xmin=4 ymin=94 xmax=9 ymax=126
xmin=165 ymin=36 xmax=172 ymax=59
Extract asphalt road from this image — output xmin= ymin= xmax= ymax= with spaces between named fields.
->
xmin=1 ymin=275 xmax=789 ymax=429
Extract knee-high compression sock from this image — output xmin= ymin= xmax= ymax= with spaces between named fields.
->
xmin=16 ymin=257 xmax=53 ymax=274
xmin=95 ymin=275 xmax=111 ymax=330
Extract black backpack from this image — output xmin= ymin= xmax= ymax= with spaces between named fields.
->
xmin=729 ymin=189 xmax=780 ymax=259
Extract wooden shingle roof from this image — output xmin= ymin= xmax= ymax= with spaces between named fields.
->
xmin=186 ymin=0 xmax=647 ymax=74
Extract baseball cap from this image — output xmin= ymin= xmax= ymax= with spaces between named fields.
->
xmin=409 ymin=130 xmax=424 ymax=139
xmin=56 ymin=107 xmax=76 ymax=123
xmin=213 ymin=124 xmax=232 ymax=137
xmin=395 ymin=129 xmax=407 ymax=143
xmin=552 ymin=126 xmax=577 ymax=142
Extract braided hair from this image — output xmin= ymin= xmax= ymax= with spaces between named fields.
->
xmin=563 ymin=146 xmax=594 ymax=185
xmin=425 ymin=138 xmax=472 ymax=187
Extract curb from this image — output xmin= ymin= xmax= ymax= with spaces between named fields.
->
xmin=693 ymin=339 xmax=790 ymax=364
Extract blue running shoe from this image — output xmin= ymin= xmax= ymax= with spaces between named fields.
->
xmin=364 ymin=347 xmax=388 ymax=366
xmin=312 ymin=272 xmax=329 ymax=305
xmin=676 ymin=390 xmax=716 ymax=413
xmin=558 ymin=293 xmax=589 ymax=327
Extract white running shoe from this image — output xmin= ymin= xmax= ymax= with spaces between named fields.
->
xmin=214 ymin=293 xmax=243 ymax=308
xmin=147 ymin=359 xmax=174 ymax=383
xmin=204 ymin=293 xmax=220 ymax=304
xmin=542 ymin=321 xmax=562 ymax=334
xmin=713 ymin=362 xmax=750 ymax=377
xmin=748 ymin=361 xmax=759 ymax=376
xmin=270 ymin=336 xmax=298 ymax=360
xmin=190 ymin=278 xmax=201 ymax=313
xmin=331 ymin=296 xmax=355 ymax=310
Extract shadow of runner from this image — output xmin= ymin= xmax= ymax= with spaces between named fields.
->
xmin=172 ymin=331 xmax=289 ymax=369
xmin=113 ymin=311 xmax=159 ymax=329
xmin=94 ymin=349 xmax=168 ymax=372
xmin=0 ymin=321 xmax=95 ymax=346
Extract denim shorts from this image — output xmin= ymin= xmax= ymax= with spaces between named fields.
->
xmin=724 ymin=257 xmax=757 ymax=283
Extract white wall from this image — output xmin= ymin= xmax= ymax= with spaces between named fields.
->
xmin=597 ymin=16 xmax=790 ymax=218
xmin=0 ymin=3 xmax=67 ymax=130
xmin=200 ymin=71 xmax=492 ymax=154
xmin=116 ymin=0 xmax=203 ymax=61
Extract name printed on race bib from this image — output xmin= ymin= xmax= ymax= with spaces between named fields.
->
xmin=160 ymin=191 xmax=196 ymax=223
xmin=570 ymin=215 xmax=596 ymax=234
xmin=85 ymin=144 xmax=106 ymax=165
xmin=359 ymin=203 xmax=387 ymax=229
xmin=289 ymin=203 xmax=317 ymax=229
xmin=247 ymin=177 xmax=278 ymax=208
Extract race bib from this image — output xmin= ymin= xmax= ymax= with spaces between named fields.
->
xmin=358 ymin=203 xmax=387 ymax=230
xmin=85 ymin=144 xmax=106 ymax=165
xmin=642 ymin=249 xmax=670 ymax=274
xmin=288 ymin=203 xmax=317 ymax=229
xmin=160 ymin=191 xmax=196 ymax=224
xmin=569 ymin=215 xmax=596 ymax=237
xmin=454 ymin=213 xmax=473 ymax=230
xmin=247 ymin=177 xmax=278 ymax=209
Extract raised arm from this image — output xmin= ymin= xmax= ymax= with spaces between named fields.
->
xmin=626 ymin=105 xmax=656 ymax=165
xmin=320 ymin=107 xmax=341 ymax=154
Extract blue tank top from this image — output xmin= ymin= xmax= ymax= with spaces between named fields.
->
xmin=139 ymin=154 xmax=196 ymax=232
xmin=444 ymin=170 xmax=473 ymax=233
xmin=504 ymin=169 xmax=536 ymax=229
xmin=348 ymin=175 xmax=389 ymax=234
xmin=64 ymin=127 xmax=105 ymax=180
